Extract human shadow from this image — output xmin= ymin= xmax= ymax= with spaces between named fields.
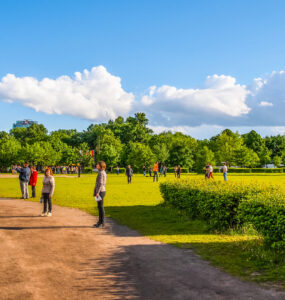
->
xmin=0 ymin=215 xmax=42 ymax=218
xmin=0 ymin=225 xmax=94 ymax=230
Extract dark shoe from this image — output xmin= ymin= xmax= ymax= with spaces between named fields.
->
xmin=94 ymin=223 xmax=103 ymax=228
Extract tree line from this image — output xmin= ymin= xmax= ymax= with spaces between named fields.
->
xmin=0 ymin=113 xmax=284 ymax=172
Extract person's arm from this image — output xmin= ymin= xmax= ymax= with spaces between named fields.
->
xmin=49 ymin=177 xmax=55 ymax=198
xmin=97 ymin=172 xmax=105 ymax=195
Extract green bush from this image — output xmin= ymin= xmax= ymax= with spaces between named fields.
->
xmin=251 ymin=168 xmax=283 ymax=173
xmin=160 ymin=180 xmax=263 ymax=230
xmin=83 ymin=167 xmax=93 ymax=174
xmin=239 ymin=190 xmax=285 ymax=250
xmin=228 ymin=168 xmax=252 ymax=173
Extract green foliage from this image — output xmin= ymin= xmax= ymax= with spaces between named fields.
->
xmin=0 ymin=135 xmax=21 ymax=168
xmin=273 ymin=156 xmax=282 ymax=168
xmin=166 ymin=167 xmax=189 ymax=173
xmin=194 ymin=146 xmax=215 ymax=173
xmin=160 ymin=180 xmax=264 ymax=230
xmin=160 ymin=180 xmax=285 ymax=249
xmin=110 ymin=167 xmax=126 ymax=174
xmin=239 ymin=191 xmax=285 ymax=250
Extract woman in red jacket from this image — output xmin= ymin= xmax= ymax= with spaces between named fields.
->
xmin=30 ymin=166 xmax=38 ymax=198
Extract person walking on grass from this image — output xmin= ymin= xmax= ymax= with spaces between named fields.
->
xmin=209 ymin=163 xmax=214 ymax=179
xmin=177 ymin=165 xmax=181 ymax=178
xmin=93 ymin=161 xmax=107 ymax=228
xmin=153 ymin=161 xmax=159 ymax=182
xmin=41 ymin=167 xmax=55 ymax=217
xmin=163 ymin=165 xmax=167 ymax=177
xmin=126 ymin=165 xmax=133 ymax=184
xmin=174 ymin=166 xmax=177 ymax=178
xmin=16 ymin=162 xmax=30 ymax=199
xmin=148 ymin=166 xmax=152 ymax=177
xmin=29 ymin=166 xmax=38 ymax=198
xmin=116 ymin=166 xmax=120 ymax=175
xmin=222 ymin=162 xmax=228 ymax=181
xmin=205 ymin=164 xmax=210 ymax=179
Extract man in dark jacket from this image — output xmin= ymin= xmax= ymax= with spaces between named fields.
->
xmin=16 ymin=162 xmax=30 ymax=199
xmin=126 ymin=165 xmax=133 ymax=184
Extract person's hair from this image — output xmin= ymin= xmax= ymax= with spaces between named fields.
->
xmin=97 ymin=161 xmax=106 ymax=170
xmin=45 ymin=167 xmax=53 ymax=176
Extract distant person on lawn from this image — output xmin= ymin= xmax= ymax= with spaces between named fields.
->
xmin=116 ymin=166 xmax=120 ymax=175
xmin=29 ymin=166 xmax=38 ymax=198
xmin=174 ymin=166 xmax=177 ymax=178
xmin=153 ymin=162 xmax=159 ymax=182
xmin=222 ymin=162 xmax=228 ymax=181
xmin=41 ymin=167 xmax=55 ymax=217
xmin=148 ymin=166 xmax=152 ymax=177
xmin=126 ymin=165 xmax=133 ymax=184
xmin=143 ymin=166 xmax=146 ymax=177
xmin=93 ymin=161 xmax=107 ymax=228
xmin=209 ymin=163 xmax=214 ymax=179
xmin=16 ymin=162 xmax=30 ymax=199
xmin=177 ymin=165 xmax=181 ymax=178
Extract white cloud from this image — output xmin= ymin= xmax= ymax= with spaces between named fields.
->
xmin=259 ymin=101 xmax=273 ymax=107
xmin=0 ymin=66 xmax=134 ymax=121
xmin=141 ymin=75 xmax=250 ymax=127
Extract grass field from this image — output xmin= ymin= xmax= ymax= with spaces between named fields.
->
xmin=1 ymin=173 xmax=285 ymax=287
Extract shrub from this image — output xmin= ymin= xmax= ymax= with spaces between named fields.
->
xmin=251 ymin=168 xmax=283 ymax=173
xmin=238 ymin=190 xmax=285 ymax=250
xmin=160 ymin=180 xmax=264 ymax=230
xmin=228 ymin=168 xmax=252 ymax=173
xmin=83 ymin=167 xmax=93 ymax=174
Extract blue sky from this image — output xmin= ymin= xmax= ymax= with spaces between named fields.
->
xmin=0 ymin=0 xmax=285 ymax=138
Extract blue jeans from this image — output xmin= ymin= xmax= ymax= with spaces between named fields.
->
xmin=153 ymin=171 xmax=158 ymax=182
xmin=143 ymin=171 xmax=146 ymax=176
xmin=223 ymin=172 xmax=227 ymax=181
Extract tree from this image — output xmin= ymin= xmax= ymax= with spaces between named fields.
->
xmin=152 ymin=143 xmax=170 ymax=164
xmin=11 ymin=123 xmax=48 ymax=145
xmin=213 ymin=130 xmax=243 ymax=165
xmin=126 ymin=142 xmax=156 ymax=171
xmin=234 ymin=146 xmax=260 ymax=167
xmin=0 ymin=135 xmax=21 ymax=168
xmin=194 ymin=146 xmax=215 ymax=173
xmin=242 ymin=130 xmax=265 ymax=155
xmin=265 ymin=135 xmax=285 ymax=158
xmin=259 ymin=148 xmax=272 ymax=167
xmin=273 ymin=156 xmax=282 ymax=168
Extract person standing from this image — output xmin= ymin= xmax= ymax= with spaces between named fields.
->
xmin=29 ymin=166 xmax=38 ymax=198
xmin=148 ymin=166 xmax=152 ymax=177
xmin=41 ymin=167 xmax=55 ymax=217
xmin=16 ymin=163 xmax=30 ymax=199
xmin=153 ymin=162 xmax=159 ymax=182
xmin=222 ymin=162 xmax=228 ymax=181
xmin=116 ymin=166 xmax=120 ymax=175
xmin=143 ymin=166 xmax=146 ymax=177
xmin=93 ymin=161 xmax=107 ymax=228
xmin=163 ymin=165 xmax=167 ymax=177
xmin=78 ymin=164 xmax=81 ymax=177
xmin=209 ymin=164 xmax=214 ymax=179
xmin=126 ymin=165 xmax=133 ymax=184
xmin=205 ymin=164 xmax=210 ymax=179
xmin=174 ymin=166 xmax=177 ymax=178
xmin=177 ymin=165 xmax=181 ymax=179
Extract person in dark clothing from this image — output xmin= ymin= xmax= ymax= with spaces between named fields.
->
xmin=29 ymin=166 xmax=38 ymax=198
xmin=78 ymin=164 xmax=81 ymax=177
xmin=143 ymin=166 xmax=146 ymax=176
xmin=148 ymin=166 xmax=152 ymax=177
xmin=16 ymin=162 xmax=30 ymax=199
xmin=126 ymin=165 xmax=133 ymax=183
xmin=177 ymin=165 xmax=181 ymax=178
xmin=93 ymin=161 xmax=107 ymax=228
xmin=116 ymin=166 xmax=120 ymax=175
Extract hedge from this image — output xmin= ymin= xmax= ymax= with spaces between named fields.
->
xmin=167 ymin=167 xmax=189 ymax=173
xmin=228 ymin=168 xmax=283 ymax=173
xmin=160 ymin=180 xmax=284 ymax=249
xmin=239 ymin=191 xmax=285 ymax=250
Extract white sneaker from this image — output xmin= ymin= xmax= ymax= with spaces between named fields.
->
xmin=47 ymin=212 xmax=52 ymax=217
xmin=41 ymin=212 xmax=47 ymax=217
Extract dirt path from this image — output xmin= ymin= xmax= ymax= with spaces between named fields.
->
xmin=0 ymin=198 xmax=284 ymax=300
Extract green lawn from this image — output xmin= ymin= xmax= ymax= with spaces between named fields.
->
xmin=1 ymin=173 xmax=285 ymax=287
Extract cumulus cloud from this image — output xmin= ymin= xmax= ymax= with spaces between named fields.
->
xmin=0 ymin=66 xmax=134 ymax=121
xmin=141 ymin=75 xmax=250 ymax=126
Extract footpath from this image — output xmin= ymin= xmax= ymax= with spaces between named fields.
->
xmin=0 ymin=198 xmax=284 ymax=300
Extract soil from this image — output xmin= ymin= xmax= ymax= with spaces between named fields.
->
xmin=0 ymin=198 xmax=284 ymax=300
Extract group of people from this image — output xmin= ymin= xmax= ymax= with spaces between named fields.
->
xmin=16 ymin=163 xmax=55 ymax=216
xmin=205 ymin=162 xmax=228 ymax=181
xmin=53 ymin=165 xmax=81 ymax=175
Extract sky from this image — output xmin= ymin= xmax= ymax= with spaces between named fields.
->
xmin=0 ymin=0 xmax=285 ymax=139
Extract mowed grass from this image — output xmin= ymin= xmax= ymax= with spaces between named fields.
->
xmin=1 ymin=172 xmax=285 ymax=287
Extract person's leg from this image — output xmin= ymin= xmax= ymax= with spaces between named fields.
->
xmin=156 ymin=172 xmax=159 ymax=182
xmin=43 ymin=193 xmax=48 ymax=213
xmin=32 ymin=186 xmax=36 ymax=198
xmin=224 ymin=172 xmax=227 ymax=181
xmin=20 ymin=180 xmax=24 ymax=198
xmin=48 ymin=196 xmax=52 ymax=213
xmin=99 ymin=192 xmax=106 ymax=224
xmin=24 ymin=182 xmax=29 ymax=199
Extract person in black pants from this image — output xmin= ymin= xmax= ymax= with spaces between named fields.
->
xmin=93 ymin=161 xmax=107 ymax=228
xmin=177 ymin=165 xmax=181 ymax=178
xmin=126 ymin=165 xmax=133 ymax=184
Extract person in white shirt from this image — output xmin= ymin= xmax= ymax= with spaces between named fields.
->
xmin=222 ymin=162 xmax=228 ymax=181
xmin=209 ymin=164 xmax=214 ymax=179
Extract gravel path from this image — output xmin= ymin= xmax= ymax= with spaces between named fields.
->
xmin=0 ymin=198 xmax=284 ymax=300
